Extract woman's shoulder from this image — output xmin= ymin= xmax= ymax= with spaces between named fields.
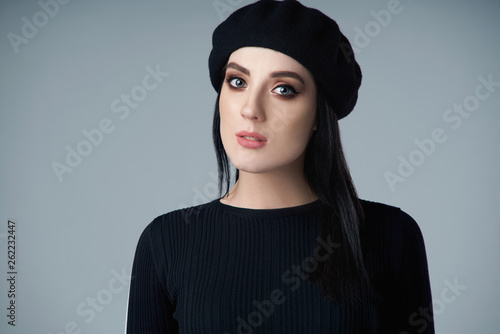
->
xmin=360 ymin=199 xmax=420 ymax=228
xmin=359 ymin=198 xmax=427 ymax=248
xmin=359 ymin=199 xmax=430 ymax=276
xmin=133 ymin=200 xmax=216 ymax=255
xmin=145 ymin=200 xmax=215 ymax=231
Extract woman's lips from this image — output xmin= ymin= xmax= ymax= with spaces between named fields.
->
xmin=236 ymin=131 xmax=267 ymax=149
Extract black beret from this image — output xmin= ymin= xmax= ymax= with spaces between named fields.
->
xmin=208 ymin=0 xmax=361 ymax=120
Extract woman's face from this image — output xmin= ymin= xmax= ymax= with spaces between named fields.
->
xmin=219 ymin=47 xmax=317 ymax=174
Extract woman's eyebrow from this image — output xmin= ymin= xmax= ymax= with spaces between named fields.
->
xmin=227 ymin=62 xmax=249 ymax=75
xmin=226 ymin=62 xmax=305 ymax=84
xmin=270 ymin=71 xmax=304 ymax=85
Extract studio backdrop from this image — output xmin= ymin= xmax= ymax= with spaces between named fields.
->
xmin=1 ymin=0 xmax=499 ymax=333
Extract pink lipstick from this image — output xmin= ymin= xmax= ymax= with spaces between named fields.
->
xmin=236 ymin=130 xmax=267 ymax=149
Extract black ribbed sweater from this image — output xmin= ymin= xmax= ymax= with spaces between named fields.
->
xmin=126 ymin=198 xmax=435 ymax=333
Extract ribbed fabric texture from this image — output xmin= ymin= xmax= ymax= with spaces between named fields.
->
xmin=126 ymin=198 xmax=435 ymax=333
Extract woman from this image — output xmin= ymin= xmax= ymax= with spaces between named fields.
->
xmin=126 ymin=0 xmax=435 ymax=333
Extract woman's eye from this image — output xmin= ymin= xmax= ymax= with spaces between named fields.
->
xmin=227 ymin=77 xmax=246 ymax=88
xmin=273 ymin=85 xmax=298 ymax=97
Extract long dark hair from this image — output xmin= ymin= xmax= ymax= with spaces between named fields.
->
xmin=212 ymin=79 xmax=373 ymax=306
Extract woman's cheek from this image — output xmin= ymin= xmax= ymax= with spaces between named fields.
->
xmin=220 ymin=122 xmax=233 ymax=151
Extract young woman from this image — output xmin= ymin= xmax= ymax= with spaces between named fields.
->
xmin=126 ymin=1 xmax=435 ymax=333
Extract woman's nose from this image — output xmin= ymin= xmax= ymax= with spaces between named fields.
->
xmin=240 ymin=88 xmax=266 ymax=121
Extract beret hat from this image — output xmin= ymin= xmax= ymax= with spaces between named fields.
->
xmin=208 ymin=0 xmax=361 ymax=119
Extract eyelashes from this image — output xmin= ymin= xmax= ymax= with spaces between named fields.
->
xmin=273 ymin=85 xmax=299 ymax=97
xmin=226 ymin=76 xmax=246 ymax=89
xmin=224 ymin=75 xmax=300 ymax=98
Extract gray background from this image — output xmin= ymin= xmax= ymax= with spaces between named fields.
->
xmin=1 ymin=0 xmax=499 ymax=333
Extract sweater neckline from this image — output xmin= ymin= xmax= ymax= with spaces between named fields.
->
xmin=212 ymin=197 xmax=323 ymax=218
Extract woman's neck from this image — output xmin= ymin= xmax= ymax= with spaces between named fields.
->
xmin=219 ymin=167 xmax=318 ymax=209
